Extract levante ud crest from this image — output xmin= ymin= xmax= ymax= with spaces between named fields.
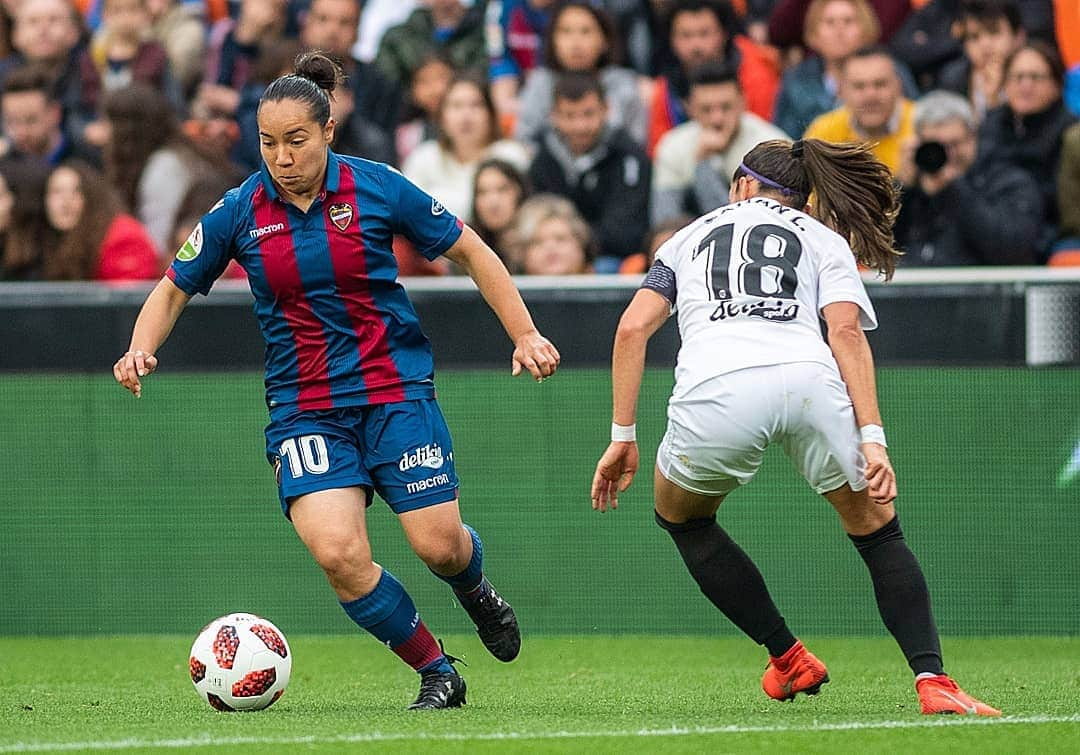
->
xmin=329 ymin=203 xmax=354 ymax=231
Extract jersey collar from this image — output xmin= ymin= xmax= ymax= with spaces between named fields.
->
xmin=259 ymin=147 xmax=342 ymax=202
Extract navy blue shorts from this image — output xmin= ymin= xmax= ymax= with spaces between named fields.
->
xmin=265 ymin=399 xmax=459 ymax=518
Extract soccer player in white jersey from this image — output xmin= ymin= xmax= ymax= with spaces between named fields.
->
xmin=590 ymin=138 xmax=1000 ymax=716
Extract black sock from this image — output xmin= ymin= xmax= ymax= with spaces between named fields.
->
xmin=849 ymin=516 xmax=944 ymax=676
xmin=657 ymin=512 xmax=797 ymax=657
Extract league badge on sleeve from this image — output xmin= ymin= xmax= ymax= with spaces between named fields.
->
xmin=176 ymin=222 xmax=203 ymax=261
xmin=431 ymin=198 xmax=445 ymax=216
xmin=328 ymin=203 xmax=354 ymax=231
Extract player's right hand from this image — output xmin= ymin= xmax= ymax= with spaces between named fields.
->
xmin=113 ymin=350 xmax=158 ymax=398
xmin=591 ymin=441 xmax=639 ymax=513
xmin=862 ymin=443 xmax=897 ymax=505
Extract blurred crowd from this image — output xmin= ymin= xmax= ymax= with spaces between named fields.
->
xmin=0 ymin=0 xmax=1077 ymax=282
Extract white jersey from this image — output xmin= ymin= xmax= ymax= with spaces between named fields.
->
xmin=650 ymin=197 xmax=876 ymax=396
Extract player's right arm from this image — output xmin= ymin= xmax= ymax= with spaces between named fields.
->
xmin=821 ymin=301 xmax=897 ymax=505
xmin=114 ymin=277 xmax=192 ymax=397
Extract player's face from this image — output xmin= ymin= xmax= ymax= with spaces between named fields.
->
xmin=2 ymin=91 xmax=60 ymax=157
xmin=257 ymin=98 xmax=335 ymax=199
xmin=524 ymin=217 xmax=589 ymax=275
xmin=841 ymin=54 xmax=901 ymax=133
xmin=688 ymin=81 xmax=742 ymax=145
xmin=670 ymin=11 xmax=726 ymax=69
xmin=301 ymin=0 xmax=360 ymax=57
xmin=919 ymin=118 xmax=977 ymax=174
xmin=474 ymin=166 xmax=522 ymax=232
xmin=45 ymin=166 xmax=84 ymax=232
xmin=552 ymin=7 xmax=607 ymax=72
xmin=1004 ymin=48 xmax=1060 ymax=116
xmin=551 ymin=92 xmax=607 ymax=155
xmin=962 ymin=18 xmax=1021 ymax=70
xmin=810 ymin=0 xmax=865 ymax=61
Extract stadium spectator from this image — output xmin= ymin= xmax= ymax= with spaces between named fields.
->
xmin=471 ymin=157 xmax=530 ymax=269
xmin=395 ymin=52 xmax=454 ymax=163
xmin=103 ymin=84 xmax=226 ymax=259
xmin=90 ymin=0 xmax=185 ymax=114
xmin=768 ymin=0 xmax=909 ymax=49
xmin=652 ymin=62 xmax=787 ymax=226
xmin=1056 ymin=121 xmax=1080 ymax=252
xmin=528 ymin=72 xmax=650 ymax=271
xmin=979 ymin=41 xmax=1077 ymax=257
xmin=804 ymin=45 xmax=914 ymax=173
xmin=886 ymin=0 xmax=963 ymax=91
xmin=113 ymin=52 xmax=559 ymax=710
xmin=3 ymin=0 xmax=103 ymax=149
xmin=894 ymin=90 xmax=1042 ymax=265
xmin=616 ymin=212 xmax=694 ymax=273
xmin=0 ymin=155 xmax=50 ymax=280
xmin=591 ymin=136 xmax=1001 ymax=719
xmin=352 ymin=0 xmax=418 ymax=63
xmin=513 ymin=1 xmax=646 ymax=146
xmin=772 ymin=0 xmax=882 ymax=139
xmin=375 ymin=0 xmax=486 ymax=87
xmin=42 ymin=160 xmax=159 ymax=280
xmin=486 ymin=0 xmax=556 ymax=119
xmin=514 ymin=193 xmax=595 ymax=274
xmin=1 ymin=64 xmax=101 ymax=166
xmin=938 ymin=0 xmax=1027 ymax=122
xmin=197 ymin=0 xmax=289 ymax=121
xmin=402 ymin=74 xmax=530 ymax=221
xmin=146 ymin=0 xmax=207 ymax=99
xmin=645 ymin=0 xmax=780 ymax=156
xmin=300 ymin=0 xmax=402 ymax=140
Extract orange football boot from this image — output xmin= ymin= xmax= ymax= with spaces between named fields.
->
xmin=762 ymin=641 xmax=830 ymax=701
xmin=916 ymin=674 xmax=1001 ymax=716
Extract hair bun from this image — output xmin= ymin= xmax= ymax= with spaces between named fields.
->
xmin=293 ymin=51 xmax=344 ymax=92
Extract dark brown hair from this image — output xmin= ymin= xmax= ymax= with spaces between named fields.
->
xmin=42 ymin=160 xmax=124 ymax=280
xmin=0 ymin=155 xmax=49 ymax=277
xmin=1004 ymin=40 xmax=1065 ymax=89
xmin=735 ymin=138 xmax=901 ymax=279
xmin=471 ymin=157 xmax=530 ymax=247
xmin=260 ymin=50 xmax=345 ymax=126
xmin=543 ymin=0 xmax=623 ymax=71
xmin=436 ymin=73 xmax=498 ymax=152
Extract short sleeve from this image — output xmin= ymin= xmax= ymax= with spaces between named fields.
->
xmin=384 ymin=165 xmax=464 ymax=261
xmin=816 ymin=240 xmax=877 ymax=330
xmin=166 ymin=191 xmax=238 ymax=296
xmin=641 ymin=260 xmax=677 ymax=307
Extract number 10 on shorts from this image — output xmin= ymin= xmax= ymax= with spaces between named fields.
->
xmin=279 ymin=435 xmax=329 ymax=477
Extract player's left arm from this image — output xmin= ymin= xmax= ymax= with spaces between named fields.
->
xmin=444 ymin=225 xmax=560 ymax=382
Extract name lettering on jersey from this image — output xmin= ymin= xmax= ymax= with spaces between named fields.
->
xmin=249 ymin=222 xmax=286 ymax=239
xmin=749 ymin=198 xmax=808 ymax=230
xmin=328 ymin=203 xmax=354 ymax=231
xmin=399 ymin=443 xmax=446 ymax=472
xmin=176 ymin=222 xmax=204 ymax=261
xmin=710 ymin=299 xmax=800 ymax=323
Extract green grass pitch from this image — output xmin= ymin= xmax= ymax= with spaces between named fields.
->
xmin=2 ymin=636 xmax=1078 ymax=753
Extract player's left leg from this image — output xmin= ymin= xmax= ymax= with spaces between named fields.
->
xmin=399 ymin=500 xmax=521 ymax=662
xmin=825 ymin=484 xmax=1000 ymax=716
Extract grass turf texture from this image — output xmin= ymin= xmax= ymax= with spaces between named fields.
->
xmin=2 ymin=636 xmax=1077 ymax=753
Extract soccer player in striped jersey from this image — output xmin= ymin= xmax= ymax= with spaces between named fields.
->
xmin=114 ymin=52 xmax=560 ymax=710
xmin=590 ymin=138 xmax=1000 ymax=716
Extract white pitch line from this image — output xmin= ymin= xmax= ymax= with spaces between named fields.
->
xmin=2 ymin=715 xmax=1078 ymax=753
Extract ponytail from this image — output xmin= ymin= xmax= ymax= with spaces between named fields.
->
xmin=737 ymin=138 xmax=901 ymax=280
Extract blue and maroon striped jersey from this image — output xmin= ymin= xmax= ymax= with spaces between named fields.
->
xmin=167 ymin=149 xmax=464 ymax=418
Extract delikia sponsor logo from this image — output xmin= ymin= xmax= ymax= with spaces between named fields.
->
xmin=399 ymin=443 xmax=445 ymax=471
xmin=249 ymin=222 xmax=285 ymax=239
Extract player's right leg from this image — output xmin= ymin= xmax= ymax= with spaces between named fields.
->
xmin=653 ymin=468 xmax=827 ymax=700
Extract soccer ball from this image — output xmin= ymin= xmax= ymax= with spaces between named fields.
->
xmin=188 ymin=612 xmax=292 ymax=712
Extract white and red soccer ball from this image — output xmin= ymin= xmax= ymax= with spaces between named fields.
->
xmin=189 ymin=613 xmax=291 ymax=711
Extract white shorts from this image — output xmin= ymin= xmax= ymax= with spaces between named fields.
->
xmin=657 ymin=361 xmax=868 ymax=497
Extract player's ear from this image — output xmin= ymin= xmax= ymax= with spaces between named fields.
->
xmin=323 ymin=117 xmax=336 ymax=145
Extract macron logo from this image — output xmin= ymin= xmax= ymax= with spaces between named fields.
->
xmin=249 ymin=222 xmax=285 ymax=239
xmin=399 ymin=443 xmax=445 ymax=472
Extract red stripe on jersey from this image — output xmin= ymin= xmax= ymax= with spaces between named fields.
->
xmin=253 ymin=185 xmax=333 ymax=410
xmin=326 ymin=166 xmax=406 ymax=402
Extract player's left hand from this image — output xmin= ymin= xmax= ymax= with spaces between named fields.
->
xmin=512 ymin=331 xmax=560 ymax=382
xmin=591 ymin=441 xmax=639 ymax=512
xmin=862 ymin=443 xmax=897 ymax=505
xmin=113 ymin=350 xmax=158 ymax=398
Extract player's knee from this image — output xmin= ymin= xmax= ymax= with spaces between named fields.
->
xmin=411 ymin=530 xmax=469 ymax=574
xmin=311 ymin=536 xmax=373 ymax=581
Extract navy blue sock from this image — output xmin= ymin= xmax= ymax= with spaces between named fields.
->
xmin=340 ymin=569 xmax=452 ymax=674
xmin=434 ymin=524 xmax=485 ymax=597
